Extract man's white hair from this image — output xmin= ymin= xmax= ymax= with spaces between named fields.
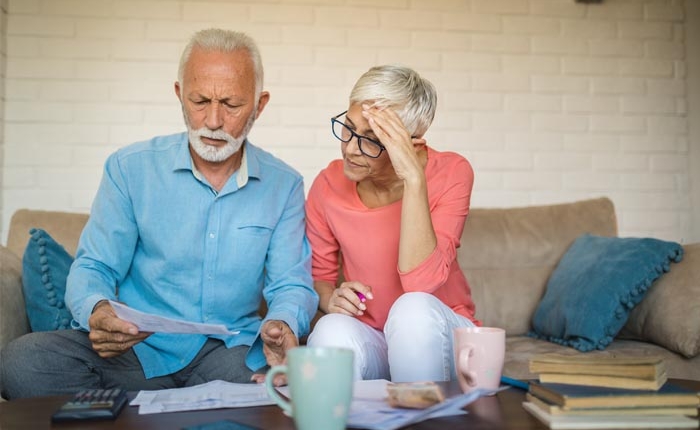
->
xmin=178 ymin=28 xmax=264 ymax=99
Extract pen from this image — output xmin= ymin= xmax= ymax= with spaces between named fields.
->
xmin=357 ymin=292 xmax=366 ymax=302
xmin=501 ymin=375 xmax=529 ymax=391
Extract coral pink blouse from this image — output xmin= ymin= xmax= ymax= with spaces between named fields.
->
xmin=305 ymin=146 xmax=480 ymax=330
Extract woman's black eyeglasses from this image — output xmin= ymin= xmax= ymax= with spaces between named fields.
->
xmin=330 ymin=111 xmax=386 ymax=158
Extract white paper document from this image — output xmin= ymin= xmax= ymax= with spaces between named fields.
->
xmin=109 ymin=300 xmax=239 ymax=335
xmin=252 ymin=379 xmax=496 ymax=429
xmin=345 ymin=381 xmax=499 ymax=430
xmin=130 ymin=377 xmax=499 ymax=427
xmin=131 ymin=380 xmax=274 ymax=414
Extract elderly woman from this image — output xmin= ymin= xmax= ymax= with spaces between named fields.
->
xmin=305 ymin=65 xmax=480 ymax=382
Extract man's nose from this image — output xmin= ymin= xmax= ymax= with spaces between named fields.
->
xmin=205 ymin=102 xmax=224 ymax=130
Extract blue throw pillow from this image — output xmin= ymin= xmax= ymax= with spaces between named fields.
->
xmin=22 ymin=228 xmax=75 ymax=331
xmin=528 ymin=234 xmax=683 ymax=352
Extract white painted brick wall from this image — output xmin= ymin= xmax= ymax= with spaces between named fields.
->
xmin=0 ymin=0 xmax=697 ymax=245
xmin=0 ymin=0 xmax=6 ymax=235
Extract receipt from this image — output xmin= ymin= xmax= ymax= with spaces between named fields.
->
xmin=109 ymin=300 xmax=239 ymax=335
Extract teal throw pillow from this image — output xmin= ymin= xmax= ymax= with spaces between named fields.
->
xmin=528 ymin=234 xmax=683 ymax=352
xmin=22 ymin=228 xmax=75 ymax=331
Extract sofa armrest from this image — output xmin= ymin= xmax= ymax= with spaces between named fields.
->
xmin=7 ymin=209 xmax=89 ymax=259
xmin=0 ymin=244 xmax=30 ymax=349
xmin=0 ymin=245 xmax=30 ymax=398
xmin=619 ymin=242 xmax=700 ymax=358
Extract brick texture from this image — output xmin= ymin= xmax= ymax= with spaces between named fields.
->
xmin=0 ymin=0 xmax=697 ymax=244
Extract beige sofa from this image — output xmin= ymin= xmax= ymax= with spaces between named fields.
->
xmin=0 ymin=198 xmax=698 ymax=399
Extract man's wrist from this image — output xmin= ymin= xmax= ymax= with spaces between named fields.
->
xmin=91 ymin=299 xmax=109 ymax=314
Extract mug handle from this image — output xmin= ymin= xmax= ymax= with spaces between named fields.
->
xmin=264 ymin=365 xmax=292 ymax=416
xmin=458 ymin=344 xmax=478 ymax=387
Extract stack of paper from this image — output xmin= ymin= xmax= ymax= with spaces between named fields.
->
xmin=131 ymin=380 xmax=274 ymax=414
xmin=131 ymin=378 xmax=499 ymax=430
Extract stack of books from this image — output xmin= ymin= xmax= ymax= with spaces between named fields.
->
xmin=522 ymin=354 xmax=700 ymax=429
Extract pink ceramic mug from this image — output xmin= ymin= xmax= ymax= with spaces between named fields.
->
xmin=453 ymin=327 xmax=505 ymax=393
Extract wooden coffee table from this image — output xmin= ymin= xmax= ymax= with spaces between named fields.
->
xmin=1 ymin=379 xmax=698 ymax=429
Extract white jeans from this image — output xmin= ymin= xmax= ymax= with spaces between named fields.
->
xmin=306 ymin=292 xmax=475 ymax=382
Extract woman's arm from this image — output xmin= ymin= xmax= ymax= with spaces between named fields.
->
xmin=399 ymin=160 xmax=472 ymax=292
xmin=305 ymin=170 xmax=372 ymax=317
xmin=398 ymin=167 xmax=437 ymax=272
xmin=361 ymin=105 xmax=437 ymax=272
xmin=362 ymin=105 xmax=473 ymax=291
xmin=315 ymin=279 xmax=337 ymax=314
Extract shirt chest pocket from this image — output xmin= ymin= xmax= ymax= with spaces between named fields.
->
xmin=239 ymin=223 xmax=274 ymax=236
xmin=227 ymin=223 xmax=274 ymax=273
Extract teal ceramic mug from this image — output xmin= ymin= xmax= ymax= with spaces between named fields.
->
xmin=265 ymin=346 xmax=354 ymax=430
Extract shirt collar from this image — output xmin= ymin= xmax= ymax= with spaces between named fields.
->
xmin=174 ymin=133 xmax=254 ymax=190
xmin=235 ymin=144 xmax=249 ymax=188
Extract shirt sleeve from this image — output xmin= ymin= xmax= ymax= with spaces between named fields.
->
xmin=398 ymin=156 xmax=474 ymax=292
xmin=66 ymin=152 xmax=139 ymax=330
xmin=261 ymin=174 xmax=319 ymax=338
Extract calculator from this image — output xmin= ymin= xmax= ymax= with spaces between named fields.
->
xmin=51 ymin=388 xmax=128 ymax=422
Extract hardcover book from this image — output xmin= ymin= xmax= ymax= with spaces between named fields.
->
xmin=525 ymin=393 xmax=699 ymax=417
xmin=522 ymin=401 xmax=699 ymax=429
xmin=528 ymin=354 xmax=666 ymax=380
xmin=537 ymin=372 xmax=667 ymax=390
xmin=527 ymin=382 xmax=700 ymax=409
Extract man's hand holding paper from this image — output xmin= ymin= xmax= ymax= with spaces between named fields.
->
xmin=89 ymin=300 xmax=152 ymax=358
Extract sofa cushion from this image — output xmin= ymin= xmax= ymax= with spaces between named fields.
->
xmin=462 ymin=197 xmax=618 ymax=336
xmin=619 ymin=243 xmax=700 ymax=358
xmin=529 ymin=234 xmax=683 ymax=352
xmin=22 ymin=228 xmax=75 ymax=331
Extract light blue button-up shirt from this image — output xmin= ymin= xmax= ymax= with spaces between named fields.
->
xmin=66 ymin=132 xmax=318 ymax=378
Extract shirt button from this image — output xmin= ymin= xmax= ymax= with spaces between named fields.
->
xmin=209 ymin=233 xmax=215 ymax=238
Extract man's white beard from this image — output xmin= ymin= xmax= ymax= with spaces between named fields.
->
xmin=186 ymin=110 xmax=256 ymax=163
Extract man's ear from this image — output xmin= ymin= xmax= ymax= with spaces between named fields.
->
xmin=174 ymin=81 xmax=182 ymax=101
xmin=255 ymin=91 xmax=270 ymax=119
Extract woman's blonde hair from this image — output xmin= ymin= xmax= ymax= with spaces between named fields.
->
xmin=349 ymin=65 xmax=437 ymax=137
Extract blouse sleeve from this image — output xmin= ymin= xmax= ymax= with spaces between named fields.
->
xmin=305 ymin=169 xmax=341 ymax=285
xmin=398 ymin=155 xmax=474 ymax=293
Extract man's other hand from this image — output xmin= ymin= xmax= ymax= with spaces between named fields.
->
xmin=250 ymin=320 xmax=298 ymax=385
xmin=88 ymin=300 xmax=151 ymax=358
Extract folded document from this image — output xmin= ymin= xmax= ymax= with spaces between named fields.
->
xmin=110 ymin=300 xmax=239 ymax=335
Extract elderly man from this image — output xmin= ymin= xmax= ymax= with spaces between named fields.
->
xmin=1 ymin=28 xmax=318 ymax=399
